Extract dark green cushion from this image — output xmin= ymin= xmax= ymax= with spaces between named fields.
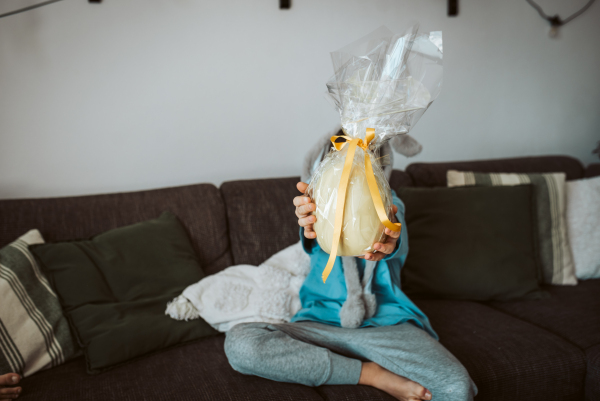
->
xmin=398 ymin=185 xmax=548 ymax=301
xmin=31 ymin=212 xmax=218 ymax=374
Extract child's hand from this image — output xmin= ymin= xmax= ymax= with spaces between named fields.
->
xmin=358 ymin=205 xmax=400 ymax=262
xmin=294 ymin=182 xmax=317 ymax=239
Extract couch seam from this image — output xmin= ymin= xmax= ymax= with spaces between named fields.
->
xmin=216 ymin=183 xmax=236 ymax=266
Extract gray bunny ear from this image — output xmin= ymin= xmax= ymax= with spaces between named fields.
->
xmin=390 ymin=134 xmax=423 ymax=157
xmin=379 ymin=141 xmax=394 ymax=182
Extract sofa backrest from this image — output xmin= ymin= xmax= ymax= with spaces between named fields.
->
xmin=0 ymin=155 xmax=591 ymax=276
xmin=406 ymin=155 xmax=585 ymax=187
xmin=0 ymin=184 xmax=232 ymax=276
xmin=389 ymin=168 xmax=414 ymax=189
xmin=220 ymin=177 xmax=300 ymax=266
xmin=586 ymin=163 xmax=600 ymax=178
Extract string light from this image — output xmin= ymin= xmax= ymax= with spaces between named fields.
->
xmin=525 ymin=0 xmax=596 ymax=37
xmin=0 ymin=0 xmax=101 ymax=20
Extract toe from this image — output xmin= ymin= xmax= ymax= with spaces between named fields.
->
xmin=408 ymin=382 xmax=430 ymax=400
xmin=419 ymin=387 xmax=432 ymax=400
xmin=0 ymin=374 xmax=20 ymax=386
xmin=0 ymin=387 xmax=21 ymax=396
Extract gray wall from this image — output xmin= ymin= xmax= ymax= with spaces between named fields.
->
xmin=0 ymin=0 xmax=598 ymax=199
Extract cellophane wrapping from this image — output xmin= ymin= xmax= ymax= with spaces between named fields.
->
xmin=307 ymin=24 xmax=443 ymax=256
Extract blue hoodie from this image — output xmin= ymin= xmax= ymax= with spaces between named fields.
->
xmin=290 ymin=190 xmax=439 ymax=341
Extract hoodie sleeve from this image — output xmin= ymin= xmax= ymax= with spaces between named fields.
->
xmin=299 ymin=227 xmax=318 ymax=255
xmin=382 ymin=189 xmax=408 ymax=262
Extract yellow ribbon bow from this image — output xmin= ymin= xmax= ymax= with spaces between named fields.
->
xmin=320 ymin=127 xmax=402 ymax=283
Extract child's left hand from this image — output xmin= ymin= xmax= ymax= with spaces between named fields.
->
xmin=358 ymin=205 xmax=400 ymax=262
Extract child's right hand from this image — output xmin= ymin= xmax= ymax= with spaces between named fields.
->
xmin=294 ymin=182 xmax=317 ymax=239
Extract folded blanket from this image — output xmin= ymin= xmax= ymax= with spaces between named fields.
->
xmin=166 ymin=242 xmax=310 ymax=332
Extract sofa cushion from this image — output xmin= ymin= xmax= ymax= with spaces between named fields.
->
xmin=413 ymin=299 xmax=586 ymax=401
xmin=17 ymin=311 xmax=586 ymax=401
xmin=0 ymin=184 xmax=232 ymax=276
xmin=406 ymin=156 xmax=584 ymax=187
xmin=586 ymin=344 xmax=600 ymax=401
xmin=487 ymin=279 xmax=600 ymax=350
xmin=586 ymin=163 xmax=600 ymax=178
xmin=17 ymin=335 xmax=324 ymax=401
xmin=221 ymin=177 xmax=301 ymax=266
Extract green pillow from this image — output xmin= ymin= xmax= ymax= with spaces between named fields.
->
xmin=397 ymin=185 xmax=548 ymax=301
xmin=31 ymin=212 xmax=218 ymax=374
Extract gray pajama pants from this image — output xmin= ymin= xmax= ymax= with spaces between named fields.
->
xmin=224 ymin=321 xmax=478 ymax=400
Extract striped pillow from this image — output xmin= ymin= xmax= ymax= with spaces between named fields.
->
xmin=447 ymin=171 xmax=577 ymax=286
xmin=0 ymin=230 xmax=79 ymax=377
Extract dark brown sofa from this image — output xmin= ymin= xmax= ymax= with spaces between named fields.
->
xmin=2 ymin=155 xmax=599 ymax=401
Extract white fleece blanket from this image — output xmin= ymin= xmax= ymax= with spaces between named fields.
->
xmin=166 ymin=242 xmax=310 ymax=332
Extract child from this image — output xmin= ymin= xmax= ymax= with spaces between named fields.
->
xmin=224 ymin=182 xmax=478 ymax=401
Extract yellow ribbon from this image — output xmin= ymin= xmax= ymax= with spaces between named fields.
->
xmin=321 ymin=128 xmax=402 ymax=283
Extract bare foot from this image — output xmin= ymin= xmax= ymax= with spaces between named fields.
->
xmin=0 ymin=373 xmax=21 ymax=400
xmin=359 ymin=362 xmax=431 ymax=401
